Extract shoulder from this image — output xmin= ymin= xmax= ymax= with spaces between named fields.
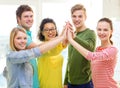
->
xmin=109 ymin=46 xmax=118 ymax=52
xmin=97 ymin=46 xmax=118 ymax=53
xmin=86 ymin=28 xmax=95 ymax=33
xmin=85 ymin=28 xmax=96 ymax=38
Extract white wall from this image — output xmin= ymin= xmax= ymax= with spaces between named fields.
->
xmin=103 ymin=0 xmax=120 ymax=20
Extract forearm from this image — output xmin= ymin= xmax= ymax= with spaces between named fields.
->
xmin=69 ymin=38 xmax=89 ymax=58
xmin=27 ymin=42 xmax=37 ymax=49
xmin=74 ymin=37 xmax=95 ymax=51
xmin=39 ymin=36 xmax=64 ymax=54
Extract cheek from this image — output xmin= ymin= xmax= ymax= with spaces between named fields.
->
xmin=108 ymin=32 xmax=112 ymax=37
xmin=42 ymin=32 xmax=46 ymax=37
xmin=14 ymin=42 xmax=18 ymax=48
xmin=97 ymin=31 xmax=100 ymax=35
xmin=24 ymin=40 xmax=27 ymax=44
xmin=72 ymin=18 xmax=75 ymax=22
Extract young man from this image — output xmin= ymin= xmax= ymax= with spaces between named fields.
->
xmin=16 ymin=5 xmax=39 ymax=88
xmin=64 ymin=4 xmax=96 ymax=88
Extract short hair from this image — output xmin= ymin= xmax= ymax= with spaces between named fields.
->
xmin=10 ymin=27 xmax=26 ymax=51
xmin=37 ymin=18 xmax=58 ymax=41
xmin=71 ymin=4 xmax=86 ymax=15
xmin=16 ymin=5 xmax=33 ymax=23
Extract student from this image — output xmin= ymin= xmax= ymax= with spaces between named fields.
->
xmin=16 ymin=5 xmax=39 ymax=88
xmin=6 ymin=27 xmax=66 ymax=88
xmin=37 ymin=18 xmax=67 ymax=88
xmin=64 ymin=4 xmax=96 ymax=88
xmin=67 ymin=17 xmax=118 ymax=88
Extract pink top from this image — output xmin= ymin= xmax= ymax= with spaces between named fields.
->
xmin=87 ymin=46 xmax=118 ymax=88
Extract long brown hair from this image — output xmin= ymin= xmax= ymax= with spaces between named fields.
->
xmin=98 ymin=17 xmax=113 ymax=44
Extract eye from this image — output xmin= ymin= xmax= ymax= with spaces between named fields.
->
xmin=44 ymin=29 xmax=49 ymax=32
xmin=78 ymin=15 xmax=82 ymax=18
xmin=97 ymin=28 xmax=101 ymax=31
xmin=24 ymin=37 xmax=27 ymax=40
xmin=16 ymin=37 xmax=21 ymax=39
xmin=72 ymin=15 xmax=76 ymax=18
xmin=104 ymin=28 xmax=108 ymax=31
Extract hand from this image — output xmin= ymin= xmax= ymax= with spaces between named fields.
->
xmin=65 ymin=21 xmax=73 ymax=30
xmin=60 ymin=25 xmax=68 ymax=40
xmin=67 ymin=28 xmax=74 ymax=42
xmin=64 ymin=85 xmax=68 ymax=88
xmin=61 ymin=25 xmax=69 ymax=47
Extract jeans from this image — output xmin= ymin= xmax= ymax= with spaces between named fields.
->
xmin=68 ymin=80 xmax=94 ymax=88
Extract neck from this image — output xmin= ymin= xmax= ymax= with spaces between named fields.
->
xmin=76 ymin=25 xmax=86 ymax=33
xmin=18 ymin=25 xmax=30 ymax=31
xmin=101 ymin=40 xmax=112 ymax=47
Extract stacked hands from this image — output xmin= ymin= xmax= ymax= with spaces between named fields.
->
xmin=60 ymin=21 xmax=75 ymax=43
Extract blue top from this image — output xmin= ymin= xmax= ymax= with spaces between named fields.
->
xmin=17 ymin=25 xmax=40 ymax=88
xmin=6 ymin=47 xmax=41 ymax=88
xmin=26 ymin=30 xmax=33 ymax=47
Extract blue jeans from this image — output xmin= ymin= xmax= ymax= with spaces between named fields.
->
xmin=68 ymin=80 xmax=94 ymax=88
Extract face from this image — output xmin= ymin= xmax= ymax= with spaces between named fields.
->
xmin=14 ymin=31 xmax=27 ymax=50
xmin=97 ymin=21 xmax=112 ymax=42
xmin=18 ymin=11 xmax=34 ymax=30
xmin=71 ymin=10 xmax=86 ymax=29
xmin=42 ymin=23 xmax=57 ymax=41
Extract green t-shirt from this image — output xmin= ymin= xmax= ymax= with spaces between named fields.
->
xmin=64 ymin=28 xmax=96 ymax=85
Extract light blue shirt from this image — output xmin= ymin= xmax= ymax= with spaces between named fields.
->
xmin=17 ymin=25 xmax=40 ymax=88
xmin=6 ymin=47 xmax=41 ymax=88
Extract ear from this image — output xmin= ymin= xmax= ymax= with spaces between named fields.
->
xmin=111 ymin=29 xmax=113 ymax=33
xmin=17 ymin=17 xmax=21 ymax=24
xmin=42 ymin=31 xmax=45 ymax=36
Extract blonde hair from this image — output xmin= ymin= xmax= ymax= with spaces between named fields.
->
xmin=71 ymin=4 xmax=86 ymax=15
xmin=10 ymin=27 xmax=26 ymax=51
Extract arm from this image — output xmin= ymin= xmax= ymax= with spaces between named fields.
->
xmin=87 ymin=47 xmax=118 ymax=61
xmin=60 ymin=23 xmax=69 ymax=48
xmin=27 ymin=42 xmax=37 ymax=49
xmin=74 ymin=29 xmax=96 ymax=51
xmin=7 ymin=28 xmax=67 ymax=63
xmin=68 ymin=30 xmax=89 ymax=58
xmin=38 ymin=34 xmax=66 ymax=54
xmin=67 ymin=30 xmax=118 ymax=61
xmin=7 ymin=35 xmax=65 ymax=63
xmin=66 ymin=21 xmax=96 ymax=51
xmin=38 ymin=25 xmax=67 ymax=54
xmin=7 ymin=47 xmax=41 ymax=63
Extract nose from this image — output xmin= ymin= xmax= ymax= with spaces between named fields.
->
xmin=48 ymin=30 xmax=52 ymax=33
xmin=28 ymin=16 xmax=33 ymax=21
xmin=75 ymin=17 xmax=79 ymax=21
xmin=21 ymin=39 xmax=26 ymax=43
xmin=100 ymin=30 xmax=104 ymax=34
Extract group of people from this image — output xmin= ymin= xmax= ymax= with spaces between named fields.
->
xmin=3 ymin=3 xmax=118 ymax=88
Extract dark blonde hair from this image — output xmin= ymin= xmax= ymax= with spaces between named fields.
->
xmin=10 ymin=27 xmax=26 ymax=51
xmin=98 ymin=17 xmax=113 ymax=44
xmin=71 ymin=4 xmax=86 ymax=15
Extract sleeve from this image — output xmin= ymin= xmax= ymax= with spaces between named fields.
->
xmin=7 ymin=47 xmax=41 ymax=64
xmin=86 ymin=47 xmax=118 ymax=61
xmin=3 ymin=66 xmax=8 ymax=79
xmin=74 ymin=30 xmax=96 ymax=51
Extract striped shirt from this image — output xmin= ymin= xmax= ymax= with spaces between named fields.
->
xmin=87 ymin=46 xmax=118 ymax=88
